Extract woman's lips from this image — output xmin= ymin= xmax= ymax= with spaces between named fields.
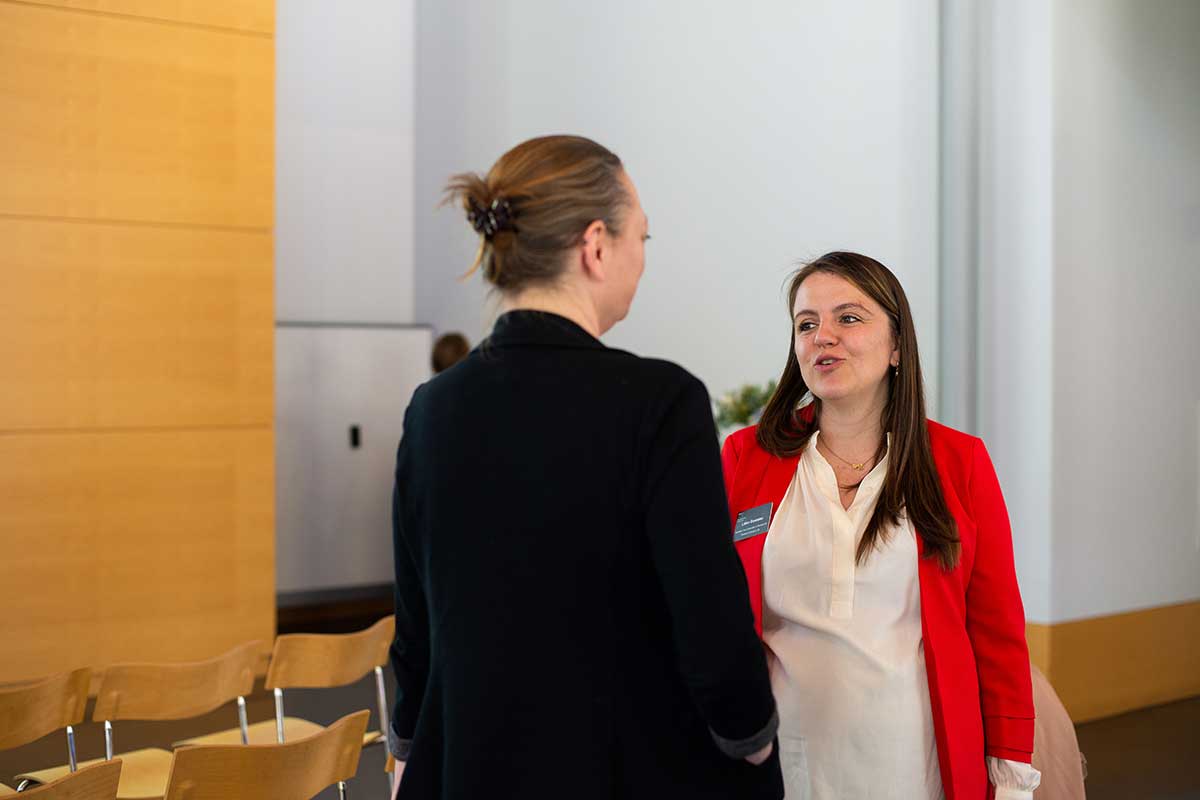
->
xmin=813 ymin=357 xmax=844 ymax=373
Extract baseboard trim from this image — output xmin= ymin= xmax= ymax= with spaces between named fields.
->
xmin=276 ymin=583 xmax=393 ymax=635
xmin=1027 ymin=599 xmax=1200 ymax=723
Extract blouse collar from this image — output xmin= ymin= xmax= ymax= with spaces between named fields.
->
xmin=803 ymin=430 xmax=892 ymax=511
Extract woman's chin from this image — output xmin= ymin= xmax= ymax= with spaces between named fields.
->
xmin=808 ymin=380 xmax=846 ymax=402
xmin=808 ymin=382 xmax=866 ymax=406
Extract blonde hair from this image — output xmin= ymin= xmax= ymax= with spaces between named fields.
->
xmin=444 ymin=135 xmax=628 ymax=291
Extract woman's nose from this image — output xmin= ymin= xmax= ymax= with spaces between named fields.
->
xmin=813 ymin=322 xmax=836 ymax=347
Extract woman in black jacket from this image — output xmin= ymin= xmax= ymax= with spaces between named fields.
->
xmin=388 ymin=135 xmax=782 ymax=799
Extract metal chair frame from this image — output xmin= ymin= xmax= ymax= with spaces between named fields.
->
xmin=96 ymin=695 xmax=251 ymax=765
xmin=270 ymin=665 xmax=391 ymax=797
xmin=1 ymin=668 xmax=90 ymax=792
xmin=12 ymin=644 xmax=259 ymax=795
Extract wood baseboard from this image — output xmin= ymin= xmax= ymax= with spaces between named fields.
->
xmin=1027 ymin=599 xmax=1200 ymax=722
xmin=276 ymin=584 xmax=393 ymax=635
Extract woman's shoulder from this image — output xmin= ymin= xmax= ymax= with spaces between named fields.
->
xmin=720 ymin=424 xmax=769 ymax=468
xmin=606 ymin=348 xmax=698 ymax=383
xmin=925 ymin=418 xmax=980 ymax=451
xmin=725 ymin=424 xmax=760 ymax=451
xmin=603 ymin=352 xmax=714 ymax=409
xmin=925 ymin=419 xmax=987 ymax=481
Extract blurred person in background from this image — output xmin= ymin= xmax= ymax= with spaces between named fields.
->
xmin=722 ymin=252 xmax=1040 ymax=800
xmin=388 ymin=135 xmax=782 ymax=800
xmin=430 ymin=332 xmax=470 ymax=374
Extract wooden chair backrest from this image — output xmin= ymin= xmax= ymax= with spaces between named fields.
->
xmin=17 ymin=759 xmax=122 ymax=800
xmin=265 ymin=616 xmax=393 ymax=689
xmin=0 ymin=667 xmax=90 ymax=749
xmin=92 ymin=640 xmax=261 ymax=722
xmin=162 ymin=710 xmax=369 ymax=800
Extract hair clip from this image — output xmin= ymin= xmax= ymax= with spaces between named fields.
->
xmin=467 ymin=198 xmax=516 ymax=239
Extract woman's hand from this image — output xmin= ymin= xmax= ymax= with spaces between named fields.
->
xmin=744 ymin=741 xmax=773 ymax=766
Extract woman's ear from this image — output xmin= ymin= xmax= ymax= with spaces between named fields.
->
xmin=579 ymin=219 xmax=608 ymax=282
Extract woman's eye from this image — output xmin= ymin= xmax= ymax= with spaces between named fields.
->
xmin=796 ymin=321 xmax=816 ymax=333
xmin=839 ymin=314 xmax=861 ymax=324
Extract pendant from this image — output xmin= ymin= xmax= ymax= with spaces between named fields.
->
xmin=851 ymin=462 xmax=865 ymax=471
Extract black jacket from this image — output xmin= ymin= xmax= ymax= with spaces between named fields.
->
xmin=389 ymin=310 xmax=782 ymax=799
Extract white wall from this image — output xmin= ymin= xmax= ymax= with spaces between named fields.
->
xmin=276 ymin=0 xmax=1200 ymax=618
xmin=962 ymin=0 xmax=1200 ymax=624
xmin=276 ymin=0 xmax=416 ymax=323
xmin=415 ymin=0 xmax=941 ymax=408
xmin=275 ymin=1 xmax=427 ymax=595
xmin=1050 ymin=0 xmax=1200 ymax=620
xmin=972 ymin=0 xmax=1057 ymax=623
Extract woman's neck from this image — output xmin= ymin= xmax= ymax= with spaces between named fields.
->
xmin=501 ymin=285 xmax=604 ymax=338
xmin=817 ymin=394 xmax=887 ymax=454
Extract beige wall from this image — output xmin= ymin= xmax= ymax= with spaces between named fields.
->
xmin=0 ymin=0 xmax=276 ymax=683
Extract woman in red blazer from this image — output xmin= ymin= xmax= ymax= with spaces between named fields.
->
xmin=721 ymin=252 xmax=1039 ymax=800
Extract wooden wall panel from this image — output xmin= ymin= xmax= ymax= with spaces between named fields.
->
xmin=1030 ymin=601 xmax=1200 ymax=723
xmin=1025 ymin=622 xmax=1051 ymax=678
xmin=0 ymin=219 xmax=272 ymax=430
xmin=0 ymin=0 xmax=275 ymax=687
xmin=0 ymin=1 xmax=273 ymax=228
xmin=18 ymin=0 xmax=274 ymax=34
xmin=0 ymin=429 xmax=275 ymax=684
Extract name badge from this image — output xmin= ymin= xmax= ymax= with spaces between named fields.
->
xmin=733 ymin=502 xmax=773 ymax=542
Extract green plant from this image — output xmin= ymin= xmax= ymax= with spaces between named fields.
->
xmin=714 ymin=380 xmax=777 ymax=428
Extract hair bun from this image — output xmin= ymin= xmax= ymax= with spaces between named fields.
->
xmin=467 ymin=197 xmax=517 ymax=239
xmin=444 ymin=135 xmax=625 ymax=291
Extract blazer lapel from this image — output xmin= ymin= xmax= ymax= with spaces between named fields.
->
xmin=731 ymin=447 xmax=801 ymax=636
xmin=757 ymin=453 xmax=799 ymax=511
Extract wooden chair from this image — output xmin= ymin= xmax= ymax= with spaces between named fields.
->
xmin=14 ymin=642 xmax=261 ymax=800
xmin=9 ymin=760 xmax=122 ymax=800
xmin=0 ymin=668 xmax=90 ymax=793
xmin=162 ymin=710 xmax=368 ymax=800
xmin=176 ymin=617 xmax=394 ymax=751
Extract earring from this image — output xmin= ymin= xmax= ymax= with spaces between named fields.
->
xmin=893 ymin=364 xmax=900 ymax=376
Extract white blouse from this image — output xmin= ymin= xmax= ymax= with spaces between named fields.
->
xmin=761 ymin=432 xmax=1040 ymax=800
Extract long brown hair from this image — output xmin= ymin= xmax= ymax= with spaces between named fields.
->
xmin=443 ymin=135 xmax=629 ymax=292
xmin=757 ymin=252 xmax=960 ymax=569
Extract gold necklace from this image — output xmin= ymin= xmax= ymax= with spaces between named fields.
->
xmin=822 ymin=441 xmax=876 ymax=472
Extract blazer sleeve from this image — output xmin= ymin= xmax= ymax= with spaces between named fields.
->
xmin=387 ymin=408 xmax=431 ymax=761
xmin=964 ymin=438 xmax=1036 ymax=762
xmin=641 ymin=376 xmax=778 ymax=758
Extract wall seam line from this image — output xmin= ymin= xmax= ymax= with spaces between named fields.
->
xmin=0 ymin=0 xmax=273 ymax=39
xmin=0 ymin=423 xmax=273 ymax=436
xmin=0 ymin=212 xmax=271 ymax=235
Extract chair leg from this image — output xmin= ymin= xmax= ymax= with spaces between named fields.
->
xmin=237 ymin=695 xmax=249 ymax=744
xmin=273 ymin=688 xmax=286 ymax=743
xmin=16 ymin=779 xmax=34 ymax=791
xmin=374 ymin=666 xmax=391 ymax=741
xmin=374 ymin=666 xmax=395 ymax=793
xmin=337 ymin=780 xmax=348 ymax=799
xmin=66 ymin=725 xmax=78 ymax=772
xmin=104 ymin=720 xmax=114 ymax=760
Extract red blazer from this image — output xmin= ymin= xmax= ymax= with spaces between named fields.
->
xmin=721 ymin=420 xmax=1034 ymax=800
